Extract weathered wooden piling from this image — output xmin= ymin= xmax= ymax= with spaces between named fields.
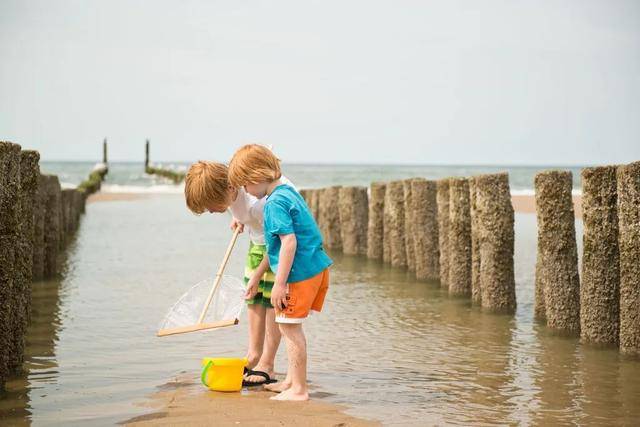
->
xmin=145 ymin=139 xmax=150 ymax=168
xmin=103 ymin=138 xmax=108 ymax=164
xmin=384 ymin=181 xmax=407 ymax=268
xmin=309 ymin=189 xmax=319 ymax=222
xmin=476 ymin=173 xmax=516 ymax=313
xmin=534 ymin=171 xmax=580 ymax=333
xmin=411 ymin=178 xmax=439 ymax=280
xmin=0 ymin=141 xmax=21 ymax=387
xmin=319 ymin=186 xmax=342 ymax=251
xmin=43 ymin=175 xmax=62 ymax=278
xmin=338 ymin=186 xmax=368 ymax=255
xmin=403 ymin=179 xmax=416 ymax=272
xmin=32 ymin=174 xmax=47 ymax=281
xmin=448 ymin=178 xmax=472 ymax=297
xmin=581 ymin=166 xmax=619 ymax=344
xmin=367 ymin=182 xmax=386 ymax=261
xmin=11 ymin=150 xmax=40 ymax=371
xmin=469 ymin=177 xmax=481 ymax=304
xmin=617 ymin=161 xmax=640 ymax=356
xmin=61 ymin=189 xmax=74 ymax=238
xmin=437 ymin=179 xmax=451 ymax=289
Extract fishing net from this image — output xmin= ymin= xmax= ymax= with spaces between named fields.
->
xmin=158 ymin=275 xmax=246 ymax=333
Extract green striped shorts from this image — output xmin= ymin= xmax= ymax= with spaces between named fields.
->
xmin=244 ymin=242 xmax=276 ymax=308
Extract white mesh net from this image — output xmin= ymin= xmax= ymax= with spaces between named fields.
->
xmin=159 ymin=275 xmax=246 ymax=331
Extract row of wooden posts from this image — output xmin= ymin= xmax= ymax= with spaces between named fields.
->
xmin=144 ymin=140 xmax=185 ymax=183
xmin=0 ymin=140 xmax=108 ymax=391
xmin=534 ymin=163 xmax=640 ymax=356
xmin=300 ymin=161 xmax=640 ymax=357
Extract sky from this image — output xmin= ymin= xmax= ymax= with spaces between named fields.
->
xmin=1 ymin=0 xmax=639 ymax=165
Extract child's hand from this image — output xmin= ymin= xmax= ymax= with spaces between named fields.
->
xmin=230 ymin=218 xmax=244 ymax=233
xmin=270 ymin=283 xmax=288 ymax=312
xmin=245 ymin=275 xmax=260 ymax=300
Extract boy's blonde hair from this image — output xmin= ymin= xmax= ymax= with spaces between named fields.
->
xmin=228 ymin=144 xmax=282 ymax=187
xmin=184 ymin=161 xmax=230 ymax=214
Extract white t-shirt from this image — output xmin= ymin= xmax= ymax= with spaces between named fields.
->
xmin=228 ymin=175 xmax=295 ymax=245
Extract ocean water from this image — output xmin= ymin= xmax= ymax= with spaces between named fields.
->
xmin=0 ymin=188 xmax=638 ymax=425
xmin=40 ymin=161 xmax=586 ymax=194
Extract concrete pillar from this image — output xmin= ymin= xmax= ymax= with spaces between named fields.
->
xmin=411 ymin=178 xmax=439 ymax=280
xmin=319 ymin=186 xmax=342 ymax=251
xmin=448 ymin=178 xmax=472 ymax=297
xmin=32 ymin=175 xmax=47 ymax=281
xmin=617 ymin=161 xmax=640 ymax=356
xmin=10 ymin=150 xmax=40 ymax=371
xmin=476 ymin=173 xmax=516 ymax=313
xmin=384 ymin=181 xmax=407 ymax=268
xmin=338 ymin=186 xmax=368 ymax=256
xmin=367 ymin=182 xmax=386 ymax=261
xmin=581 ymin=166 xmax=619 ymax=343
xmin=534 ymin=171 xmax=580 ymax=333
xmin=469 ymin=177 xmax=482 ymax=305
xmin=43 ymin=175 xmax=62 ymax=278
xmin=437 ymin=179 xmax=451 ymax=289
xmin=403 ymin=179 xmax=416 ymax=272
xmin=0 ymin=141 xmax=21 ymax=387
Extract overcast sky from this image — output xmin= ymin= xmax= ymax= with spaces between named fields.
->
xmin=1 ymin=0 xmax=639 ymax=165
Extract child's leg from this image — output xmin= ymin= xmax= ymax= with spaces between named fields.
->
xmin=270 ymin=323 xmax=308 ymax=401
xmin=245 ymin=307 xmax=281 ymax=384
xmin=245 ymin=303 xmax=266 ymax=368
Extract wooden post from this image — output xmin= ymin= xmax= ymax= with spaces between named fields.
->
xmin=102 ymin=138 xmax=108 ymax=164
xmin=367 ymin=182 xmax=386 ymax=261
xmin=403 ymin=179 xmax=416 ymax=272
xmin=11 ymin=150 xmax=40 ymax=371
xmin=470 ymin=177 xmax=481 ymax=305
xmin=411 ymin=178 xmax=439 ymax=281
xmin=448 ymin=177 xmax=472 ymax=297
xmin=534 ymin=171 xmax=580 ymax=333
xmin=384 ymin=181 xmax=407 ymax=268
xmin=581 ymin=166 xmax=619 ymax=343
xmin=32 ymin=174 xmax=47 ymax=281
xmin=617 ymin=161 xmax=640 ymax=356
xmin=437 ymin=179 xmax=451 ymax=289
xmin=319 ymin=186 xmax=342 ymax=251
xmin=476 ymin=173 xmax=516 ymax=313
xmin=43 ymin=175 xmax=62 ymax=278
xmin=145 ymin=139 xmax=150 ymax=169
xmin=0 ymin=141 xmax=21 ymax=387
xmin=338 ymin=186 xmax=368 ymax=256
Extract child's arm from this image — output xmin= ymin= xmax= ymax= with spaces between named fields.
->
xmin=270 ymin=233 xmax=297 ymax=311
xmin=245 ymin=256 xmax=269 ymax=299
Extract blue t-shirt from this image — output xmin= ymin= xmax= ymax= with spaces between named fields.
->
xmin=264 ymin=184 xmax=333 ymax=283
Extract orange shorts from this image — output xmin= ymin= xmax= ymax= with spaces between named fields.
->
xmin=275 ymin=268 xmax=330 ymax=324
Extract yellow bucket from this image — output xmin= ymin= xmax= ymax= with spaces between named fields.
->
xmin=200 ymin=357 xmax=248 ymax=392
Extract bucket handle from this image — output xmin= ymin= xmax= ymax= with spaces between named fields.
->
xmin=201 ymin=360 xmax=214 ymax=386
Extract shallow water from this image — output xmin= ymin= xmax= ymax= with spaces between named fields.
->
xmin=1 ymin=194 xmax=639 ymax=426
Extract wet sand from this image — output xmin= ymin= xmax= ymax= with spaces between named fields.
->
xmin=87 ymin=192 xmax=148 ymax=203
xmin=124 ymin=375 xmax=377 ymax=427
xmin=512 ymin=194 xmax=582 ymax=219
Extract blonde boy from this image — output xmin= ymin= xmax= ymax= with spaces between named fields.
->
xmin=228 ymin=145 xmax=332 ymax=401
xmin=185 ymin=160 xmax=294 ymax=386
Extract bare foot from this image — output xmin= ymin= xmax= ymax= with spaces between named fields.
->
xmin=270 ymin=387 xmax=309 ymax=401
xmin=243 ymin=366 xmax=275 ymax=385
xmin=264 ymin=381 xmax=291 ymax=393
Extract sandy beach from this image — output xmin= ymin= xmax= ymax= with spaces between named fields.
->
xmin=87 ymin=192 xmax=149 ymax=203
xmin=124 ymin=375 xmax=377 ymax=426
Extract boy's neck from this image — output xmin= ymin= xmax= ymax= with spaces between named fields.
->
xmin=266 ymin=179 xmax=283 ymax=196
